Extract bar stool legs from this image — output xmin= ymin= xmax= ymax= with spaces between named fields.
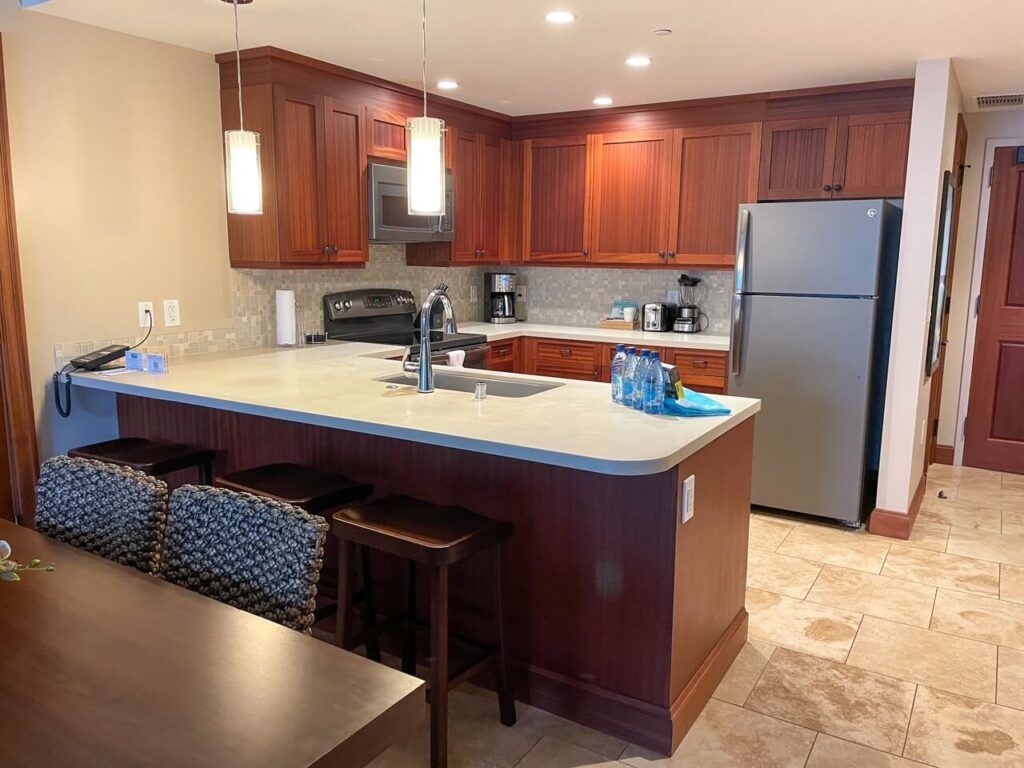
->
xmin=429 ymin=565 xmax=450 ymax=768
xmin=493 ymin=542 xmax=516 ymax=727
xmin=361 ymin=546 xmax=382 ymax=663
xmin=402 ymin=562 xmax=417 ymax=675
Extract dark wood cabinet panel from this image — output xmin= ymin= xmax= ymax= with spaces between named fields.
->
xmin=367 ymin=106 xmax=408 ymax=161
xmin=667 ymin=349 xmax=729 ymax=393
xmin=479 ymin=135 xmax=503 ymax=260
xmin=833 ymin=111 xmax=910 ymax=198
xmin=487 ymin=339 xmax=521 ymax=372
xmin=589 ymin=131 xmax=674 ymax=264
xmin=452 ymin=130 xmax=480 ymax=262
xmin=758 ymin=117 xmax=838 ymax=201
xmin=523 ymin=137 xmax=590 ymax=262
xmin=323 ymin=97 xmax=368 ymax=264
xmin=278 ymin=89 xmax=326 ymax=263
xmin=672 ymin=124 xmax=760 ymax=267
xmin=522 ymin=338 xmax=600 ymax=379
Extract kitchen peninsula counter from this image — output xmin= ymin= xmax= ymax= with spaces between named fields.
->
xmin=70 ymin=343 xmax=758 ymax=756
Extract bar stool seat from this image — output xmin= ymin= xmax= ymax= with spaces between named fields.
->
xmin=70 ymin=437 xmax=215 ymax=484
xmin=214 ymin=463 xmax=373 ymax=515
xmin=333 ymin=495 xmax=515 ymax=768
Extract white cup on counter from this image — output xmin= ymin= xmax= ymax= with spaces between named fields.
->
xmin=623 ymin=307 xmax=637 ymax=323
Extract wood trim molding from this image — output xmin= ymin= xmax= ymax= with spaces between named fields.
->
xmin=934 ymin=444 xmax=955 ymax=466
xmin=0 ymin=37 xmax=39 ymax=524
xmin=868 ymin=472 xmax=928 ymax=540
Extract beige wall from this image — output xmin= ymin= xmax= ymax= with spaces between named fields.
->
xmin=936 ymin=109 xmax=1024 ymax=452
xmin=876 ymin=58 xmax=962 ymax=514
xmin=0 ymin=8 xmax=232 ymax=456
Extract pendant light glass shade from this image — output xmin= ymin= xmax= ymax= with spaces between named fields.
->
xmin=224 ymin=129 xmax=263 ymax=215
xmin=406 ymin=116 xmax=446 ymax=215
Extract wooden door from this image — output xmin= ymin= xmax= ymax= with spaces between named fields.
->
xmin=276 ymin=87 xmax=327 ymax=263
xmin=833 ymin=112 xmax=911 ymax=199
xmin=323 ymin=97 xmax=368 ymax=264
xmin=451 ymin=129 xmax=480 ymax=262
xmin=965 ymin=146 xmax=1024 ymax=473
xmin=588 ymin=130 xmax=674 ymax=264
xmin=926 ymin=114 xmax=967 ymax=468
xmin=366 ymin=106 xmax=408 ymax=161
xmin=758 ymin=117 xmax=838 ymax=201
xmin=523 ymin=137 xmax=590 ymax=262
xmin=671 ymin=123 xmax=760 ymax=267
xmin=478 ymin=135 xmax=502 ymax=260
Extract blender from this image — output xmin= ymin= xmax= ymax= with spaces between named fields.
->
xmin=673 ymin=274 xmax=709 ymax=333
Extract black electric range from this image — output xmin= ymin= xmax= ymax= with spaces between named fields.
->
xmin=322 ymin=288 xmax=488 ymax=355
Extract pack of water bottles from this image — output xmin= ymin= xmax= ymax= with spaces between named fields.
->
xmin=610 ymin=344 xmax=666 ymax=415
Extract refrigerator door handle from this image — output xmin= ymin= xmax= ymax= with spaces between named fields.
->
xmin=730 ymin=293 xmax=744 ymax=376
xmin=735 ymin=209 xmax=751 ymax=293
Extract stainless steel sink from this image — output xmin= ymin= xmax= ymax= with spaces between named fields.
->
xmin=377 ymin=370 xmax=564 ymax=398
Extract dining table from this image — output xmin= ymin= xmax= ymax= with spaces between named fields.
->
xmin=0 ymin=519 xmax=425 ymax=767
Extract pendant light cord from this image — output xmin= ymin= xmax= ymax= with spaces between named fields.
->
xmin=233 ymin=0 xmax=245 ymax=131
xmin=420 ymin=0 xmax=427 ymax=117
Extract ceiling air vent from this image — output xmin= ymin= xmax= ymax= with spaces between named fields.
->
xmin=977 ymin=93 xmax=1024 ymax=109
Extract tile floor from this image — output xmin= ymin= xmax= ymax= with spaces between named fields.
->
xmin=369 ymin=464 xmax=1024 ymax=768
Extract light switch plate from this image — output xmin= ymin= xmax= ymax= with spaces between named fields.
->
xmin=681 ymin=474 xmax=695 ymax=524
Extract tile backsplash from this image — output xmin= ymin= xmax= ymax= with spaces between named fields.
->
xmin=55 ymin=246 xmax=733 ymax=364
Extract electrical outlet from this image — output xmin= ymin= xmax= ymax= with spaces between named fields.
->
xmin=137 ymin=301 xmax=154 ymax=328
xmin=163 ymin=299 xmax=181 ymax=327
xmin=52 ymin=344 xmax=64 ymax=369
xmin=681 ymin=474 xmax=696 ymax=524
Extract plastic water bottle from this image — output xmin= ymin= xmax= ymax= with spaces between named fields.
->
xmin=610 ymin=344 xmax=627 ymax=403
xmin=621 ymin=347 xmax=638 ymax=406
xmin=632 ymin=350 xmax=651 ymax=410
xmin=643 ymin=352 xmax=666 ymax=415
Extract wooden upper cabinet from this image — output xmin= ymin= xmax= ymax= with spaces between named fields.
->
xmin=478 ymin=134 xmax=503 ymax=260
xmin=222 ymin=84 xmax=368 ymax=268
xmin=451 ymin=129 xmax=481 ymax=262
xmin=671 ymin=123 xmax=760 ymax=267
xmin=758 ymin=117 xmax=838 ymax=201
xmin=367 ymin=106 xmax=408 ymax=161
xmin=523 ymin=136 xmax=590 ymax=262
xmin=588 ymin=131 xmax=674 ymax=264
xmin=759 ymin=112 xmax=910 ymax=201
xmin=833 ymin=112 xmax=911 ymax=199
xmin=323 ymin=96 xmax=368 ymax=264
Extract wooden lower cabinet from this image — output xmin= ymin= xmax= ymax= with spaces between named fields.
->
xmin=522 ymin=338 xmax=601 ymax=381
xmin=666 ymin=348 xmax=729 ymax=394
xmin=487 ymin=339 xmax=521 ymax=372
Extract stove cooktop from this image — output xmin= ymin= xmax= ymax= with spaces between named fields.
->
xmin=327 ymin=329 xmax=488 ymax=352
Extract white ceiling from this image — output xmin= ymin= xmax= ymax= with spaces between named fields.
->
xmin=28 ymin=0 xmax=1024 ymax=116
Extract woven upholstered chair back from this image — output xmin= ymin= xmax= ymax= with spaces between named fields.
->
xmin=162 ymin=485 xmax=329 ymax=632
xmin=35 ymin=455 xmax=169 ymax=574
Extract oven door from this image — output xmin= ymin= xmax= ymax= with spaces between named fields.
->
xmin=369 ymin=163 xmax=455 ymax=243
xmin=430 ymin=344 xmax=489 ymax=370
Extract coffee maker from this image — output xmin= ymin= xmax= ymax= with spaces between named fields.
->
xmin=673 ymin=274 xmax=710 ymax=333
xmin=485 ymin=273 xmax=518 ymax=324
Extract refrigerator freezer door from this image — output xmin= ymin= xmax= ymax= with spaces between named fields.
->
xmin=729 ymin=294 xmax=877 ymax=522
xmin=736 ymin=200 xmax=886 ymax=297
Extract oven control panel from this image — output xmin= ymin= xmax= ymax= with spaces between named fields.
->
xmin=323 ymin=289 xmax=417 ymax=322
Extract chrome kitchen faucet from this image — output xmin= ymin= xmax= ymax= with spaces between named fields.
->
xmin=403 ymin=283 xmax=458 ymax=393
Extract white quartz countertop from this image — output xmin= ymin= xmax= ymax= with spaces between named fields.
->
xmin=72 ymin=342 xmax=758 ymax=476
xmin=460 ymin=321 xmax=730 ymax=351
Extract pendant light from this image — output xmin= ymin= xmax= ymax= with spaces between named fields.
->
xmin=406 ymin=0 xmax=446 ymax=216
xmin=223 ymin=0 xmax=263 ymax=215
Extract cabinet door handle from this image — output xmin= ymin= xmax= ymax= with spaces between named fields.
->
xmin=823 ymin=184 xmax=833 ymax=192
xmin=559 ymin=349 xmax=573 ymax=358
xmin=323 ymin=245 xmax=339 ymax=256
xmin=692 ymin=360 xmax=708 ymax=369
xmin=582 ymin=249 xmax=590 ymax=258
xmin=668 ymin=251 xmax=676 ymax=259
xmin=658 ymin=250 xmax=666 ymax=259
xmin=833 ymin=183 xmax=843 ymax=192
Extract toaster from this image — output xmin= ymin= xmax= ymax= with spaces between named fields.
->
xmin=642 ymin=303 xmax=677 ymax=332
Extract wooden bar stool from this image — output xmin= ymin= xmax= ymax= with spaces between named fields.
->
xmin=70 ymin=437 xmax=215 ymax=484
xmin=332 ymin=495 xmax=515 ymax=768
xmin=215 ymin=462 xmax=374 ymax=624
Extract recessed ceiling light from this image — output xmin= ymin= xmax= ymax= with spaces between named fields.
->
xmin=436 ymin=80 xmax=459 ymax=90
xmin=593 ymin=96 xmax=613 ymax=106
xmin=654 ymin=28 xmax=673 ymax=36
xmin=625 ymin=55 xmax=651 ymax=68
xmin=545 ymin=10 xmax=576 ymax=24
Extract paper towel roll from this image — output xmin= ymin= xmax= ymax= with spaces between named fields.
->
xmin=276 ymin=289 xmax=297 ymax=346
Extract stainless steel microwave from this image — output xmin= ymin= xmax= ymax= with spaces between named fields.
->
xmin=368 ymin=163 xmax=455 ymax=243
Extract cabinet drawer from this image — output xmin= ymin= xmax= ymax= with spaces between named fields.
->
xmin=488 ymin=340 xmax=518 ymax=371
xmin=534 ymin=365 xmax=601 ymax=382
xmin=532 ymin=340 xmax=599 ymax=374
xmin=668 ymin=349 xmax=729 ymax=390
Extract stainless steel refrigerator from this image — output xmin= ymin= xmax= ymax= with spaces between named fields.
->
xmin=728 ymin=199 xmax=902 ymax=525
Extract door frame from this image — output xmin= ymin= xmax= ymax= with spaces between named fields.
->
xmin=953 ymin=137 xmax=1024 ymax=465
xmin=0 ymin=36 xmax=40 ymax=522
